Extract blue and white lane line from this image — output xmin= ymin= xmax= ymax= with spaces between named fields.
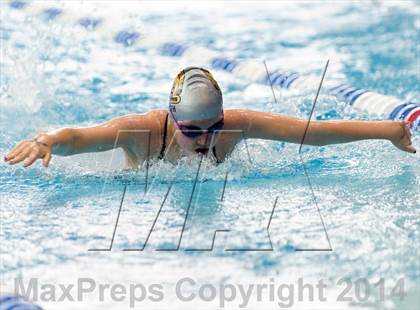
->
xmin=6 ymin=0 xmax=419 ymax=129
xmin=0 ymin=295 xmax=43 ymax=310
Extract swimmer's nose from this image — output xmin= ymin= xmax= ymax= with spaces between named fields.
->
xmin=196 ymin=133 xmax=211 ymax=146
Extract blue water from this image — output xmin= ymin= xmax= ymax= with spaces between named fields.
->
xmin=0 ymin=2 xmax=419 ymax=309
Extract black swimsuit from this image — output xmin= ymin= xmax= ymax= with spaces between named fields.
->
xmin=158 ymin=112 xmax=222 ymax=164
xmin=157 ymin=113 xmax=169 ymax=160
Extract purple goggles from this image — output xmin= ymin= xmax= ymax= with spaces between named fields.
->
xmin=169 ymin=106 xmax=224 ymax=138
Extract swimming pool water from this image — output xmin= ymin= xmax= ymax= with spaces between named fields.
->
xmin=0 ymin=1 xmax=419 ymax=309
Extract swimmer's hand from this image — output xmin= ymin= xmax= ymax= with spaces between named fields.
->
xmin=4 ymin=135 xmax=53 ymax=168
xmin=390 ymin=121 xmax=416 ymax=154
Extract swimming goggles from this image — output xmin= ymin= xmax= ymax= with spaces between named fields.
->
xmin=169 ymin=106 xmax=224 ymax=138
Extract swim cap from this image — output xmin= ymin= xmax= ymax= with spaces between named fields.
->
xmin=169 ymin=67 xmax=223 ymax=121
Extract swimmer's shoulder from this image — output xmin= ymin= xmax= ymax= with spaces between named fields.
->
xmin=224 ymin=108 xmax=252 ymax=129
xmin=112 ymin=109 xmax=167 ymax=130
xmin=146 ymin=109 xmax=168 ymax=122
xmin=119 ymin=110 xmax=168 ymax=163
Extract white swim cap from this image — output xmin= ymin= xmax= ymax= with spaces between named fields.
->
xmin=169 ymin=67 xmax=223 ymax=121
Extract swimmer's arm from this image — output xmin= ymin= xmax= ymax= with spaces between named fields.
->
xmin=41 ymin=115 xmax=142 ymax=155
xmin=4 ymin=115 xmax=146 ymax=167
xmin=240 ymin=110 xmax=416 ymax=153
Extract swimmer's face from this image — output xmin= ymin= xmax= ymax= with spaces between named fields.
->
xmin=172 ymin=116 xmax=223 ymax=155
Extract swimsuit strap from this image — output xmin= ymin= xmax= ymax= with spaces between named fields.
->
xmin=158 ymin=112 xmax=169 ymax=160
xmin=212 ymin=145 xmax=222 ymax=164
